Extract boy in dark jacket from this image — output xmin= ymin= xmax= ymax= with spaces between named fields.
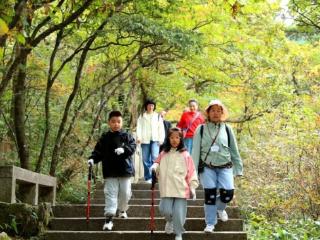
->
xmin=88 ymin=111 xmax=136 ymax=231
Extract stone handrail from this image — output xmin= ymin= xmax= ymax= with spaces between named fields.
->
xmin=0 ymin=166 xmax=56 ymax=206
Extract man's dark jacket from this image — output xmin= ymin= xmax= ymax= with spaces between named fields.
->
xmin=160 ymin=120 xmax=172 ymax=152
xmin=89 ymin=130 xmax=136 ymax=178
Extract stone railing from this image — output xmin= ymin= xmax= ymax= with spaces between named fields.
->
xmin=0 ymin=166 xmax=56 ymax=206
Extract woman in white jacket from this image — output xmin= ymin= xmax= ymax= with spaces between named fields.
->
xmin=136 ymin=99 xmax=165 ymax=182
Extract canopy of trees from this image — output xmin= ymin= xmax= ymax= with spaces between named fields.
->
xmin=0 ymin=0 xmax=319 ymax=238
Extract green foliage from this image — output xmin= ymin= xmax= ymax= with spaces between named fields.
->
xmin=57 ymin=173 xmax=88 ymax=204
xmin=287 ymin=0 xmax=320 ymax=41
xmin=110 ymin=14 xmax=201 ymax=53
xmin=247 ymin=212 xmax=320 ymax=240
xmin=0 ymin=202 xmax=50 ymax=238
xmin=0 ymin=232 xmax=11 ymax=240
xmin=0 ymin=215 xmax=17 ymax=235
xmin=0 ymin=1 xmax=319 ymax=236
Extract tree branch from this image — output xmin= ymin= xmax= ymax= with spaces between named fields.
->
xmin=31 ymin=0 xmax=66 ymax=40
xmin=31 ymin=0 xmax=94 ymax=47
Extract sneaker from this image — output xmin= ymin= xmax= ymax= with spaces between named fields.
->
xmin=217 ymin=210 xmax=228 ymax=222
xmin=102 ymin=220 xmax=113 ymax=231
xmin=204 ymin=224 xmax=215 ymax=233
xmin=175 ymin=234 xmax=182 ymax=240
xmin=118 ymin=211 xmax=128 ymax=219
xmin=164 ymin=221 xmax=174 ymax=234
xmin=145 ymin=179 xmax=152 ymax=184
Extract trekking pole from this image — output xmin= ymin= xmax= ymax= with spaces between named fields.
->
xmin=86 ymin=164 xmax=93 ymax=224
xmin=149 ymin=170 xmax=157 ymax=236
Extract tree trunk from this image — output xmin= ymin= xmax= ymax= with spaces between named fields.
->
xmin=49 ymin=51 xmax=87 ymax=176
xmin=129 ymin=71 xmax=139 ymax=131
xmin=0 ymin=48 xmax=22 ymax=99
xmin=49 ymin=14 xmax=115 ymax=176
xmin=79 ymin=99 xmax=107 ymax=158
xmin=0 ymin=0 xmax=27 ymax=98
xmin=49 ymin=35 xmax=98 ymax=176
xmin=36 ymin=30 xmax=64 ymax=173
xmin=12 ymin=46 xmax=31 ymax=169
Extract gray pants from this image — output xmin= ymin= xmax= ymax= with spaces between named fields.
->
xmin=104 ymin=177 xmax=131 ymax=216
xmin=159 ymin=198 xmax=187 ymax=235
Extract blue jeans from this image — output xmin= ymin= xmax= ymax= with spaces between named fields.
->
xmin=200 ymin=167 xmax=234 ymax=226
xmin=183 ymin=138 xmax=193 ymax=154
xmin=159 ymin=198 xmax=187 ymax=235
xmin=141 ymin=141 xmax=160 ymax=180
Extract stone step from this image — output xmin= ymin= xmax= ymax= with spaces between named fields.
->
xmin=53 ymin=205 xmax=241 ymax=218
xmin=49 ymin=217 xmax=244 ymax=231
xmin=132 ymin=183 xmax=159 ymax=190
xmin=93 ymin=190 xmax=205 ymax=199
xmin=91 ymin=198 xmax=206 ymax=205
xmin=96 ymin=182 xmax=203 ymax=191
xmin=45 ymin=231 xmax=247 ymax=240
xmin=46 ymin=182 xmax=247 ymax=239
xmin=95 ymin=182 xmax=160 ymax=190
xmin=126 ymin=198 xmax=204 ymax=206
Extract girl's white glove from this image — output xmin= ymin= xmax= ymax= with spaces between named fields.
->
xmin=190 ymin=188 xmax=196 ymax=201
xmin=150 ymin=163 xmax=159 ymax=172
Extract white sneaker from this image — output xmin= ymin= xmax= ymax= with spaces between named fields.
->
xmin=164 ymin=221 xmax=174 ymax=234
xmin=118 ymin=211 xmax=128 ymax=218
xmin=102 ymin=220 xmax=113 ymax=231
xmin=204 ymin=224 xmax=215 ymax=233
xmin=175 ymin=234 xmax=182 ymax=240
xmin=145 ymin=179 xmax=152 ymax=184
xmin=217 ymin=210 xmax=228 ymax=222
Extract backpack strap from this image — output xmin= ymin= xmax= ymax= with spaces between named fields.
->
xmin=200 ymin=124 xmax=204 ymax=138
xmin=200 ymin=123 xmax=230 ymax=147
xmin=225 ymin=124 xmax=231 ymax=147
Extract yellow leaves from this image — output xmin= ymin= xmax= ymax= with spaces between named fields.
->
xmin=0 ymin=18 xmax=27 ymax=46
xmin=308 ymin=64 xmax=320 ymax=78
xmin=51 ymin=81 xmax=72 ymax=96
xmin=85 ymin=64 xmax=97 ymax=75
xmin=316 ymin=115 xmax=320 ymax=127
xmin=0 ymin=18 xmax=9 ymax=36
xmin=158 ymin=0 xmax=169 ymax=8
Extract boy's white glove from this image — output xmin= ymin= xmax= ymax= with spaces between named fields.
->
xmin=190 ymin=188 xmax=196 ymax=201
xmin=115 ymin=147 xmax=125 ymax=155
xmin=88 ymin=159 xmax=94 ymax=167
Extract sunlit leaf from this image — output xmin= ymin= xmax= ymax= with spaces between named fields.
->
xmin=0 ymin=18 xmax=9 ymax=36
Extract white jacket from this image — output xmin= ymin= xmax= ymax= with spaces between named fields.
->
xmin=154 ymin=150 xmax=199 ymax=198
xmin=136 ymin=112 xmax=165 ymax=144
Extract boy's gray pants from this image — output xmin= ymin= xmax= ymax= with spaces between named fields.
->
xmin=159 ymin=197 xmax=187 ymax=235
xmin=104 ymin=177 xmax=131 ymax=216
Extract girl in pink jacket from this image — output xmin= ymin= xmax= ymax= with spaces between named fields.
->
xmin=151 ymin=127 xmax=199 ymax=240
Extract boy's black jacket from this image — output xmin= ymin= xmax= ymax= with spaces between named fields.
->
xmin=89 ymin=130 xmax=136 ymax=178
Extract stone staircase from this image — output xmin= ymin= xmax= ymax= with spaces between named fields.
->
xmin=45 ymin=182 xmax=247 ymax=240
